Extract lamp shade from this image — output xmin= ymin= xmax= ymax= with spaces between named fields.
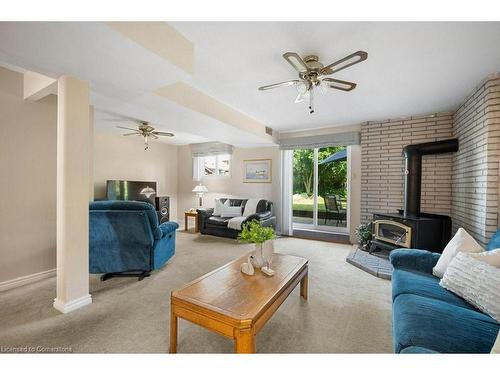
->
xmin=192 ymin=184 xmax=208 ymax=194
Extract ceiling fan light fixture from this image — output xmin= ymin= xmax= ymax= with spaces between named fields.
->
xmin=296 ymin=81 xmax=309 ymax=94
xmin=318 ymin=81 xmax=327 ymax=95
xmin=295 ymin=90 xmax=310 ymax=104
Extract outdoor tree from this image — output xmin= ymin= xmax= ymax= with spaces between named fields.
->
xmin=292 ymin=146 xmax=347 ymax=198
xmin=292 ymin=149 xmax=314 ymax=196
xmin=318 ymin=147 xmax=347 ymax=198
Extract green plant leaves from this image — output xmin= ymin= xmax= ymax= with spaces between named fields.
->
xmin=238 ymin=220 xmax=276 ymax=245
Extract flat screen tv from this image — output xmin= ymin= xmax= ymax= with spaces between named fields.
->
xmin=106 ymin=180 xmax=157 ymax=206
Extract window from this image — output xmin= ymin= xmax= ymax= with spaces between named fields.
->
xmin=194 ymin=154 xmax=231 ymax=178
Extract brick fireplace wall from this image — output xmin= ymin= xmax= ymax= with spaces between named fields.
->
xmin=451 ymin=74 xmax=500 ymax=246
xmin=359 ymin=73 xmax=500 ymax=247
xmin=360 ymin=113 xmax=454 ymax=223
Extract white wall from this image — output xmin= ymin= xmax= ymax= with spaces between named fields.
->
xmin=177 ymin=145 xmax=282 ymax=231
xmin=93 ymin=131 xmax=179 ymax=221
xmin=0 ymin=66 xmax=57 ymax=283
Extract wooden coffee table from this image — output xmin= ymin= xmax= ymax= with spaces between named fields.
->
xmin=169 ymin=253 xmax=308 ymax=353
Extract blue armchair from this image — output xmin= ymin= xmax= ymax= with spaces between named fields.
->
xmin=89 ymin=200 xmax=179 ymax=281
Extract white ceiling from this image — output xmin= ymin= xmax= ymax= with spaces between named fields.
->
xmin=0 ymin=22 xmax=273 ymax=147
xmin=1 ymin=22 xmax=500 ymax=145
xmin=172 ymin=22 xmax=500 ymax=131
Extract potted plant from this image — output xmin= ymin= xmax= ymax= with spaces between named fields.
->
xmin=356 ymin=222 xmax=373 ymax=251
xmin=238 ymin=220 xmax=276 ymax=269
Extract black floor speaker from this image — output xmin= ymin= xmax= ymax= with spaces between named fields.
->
xmin=155 ymin=196 xmax=170 ymax=223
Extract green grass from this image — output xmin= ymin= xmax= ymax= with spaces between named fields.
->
xmin=292 ymin=194 xmax=346 ymax=213
xmin=292 ymin=203 xmax=326 ymax=212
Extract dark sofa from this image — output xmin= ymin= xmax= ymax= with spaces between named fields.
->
xmin=390 ymin=245 xmax=500 ymax=353
xmin=197 ymin=198 xmax=276 ymax=239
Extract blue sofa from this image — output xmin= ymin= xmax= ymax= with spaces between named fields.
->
xmin=390 ymin=231 xmax=500 ymax=353
xmin=89 ymin=200 xmax=179 ymax=280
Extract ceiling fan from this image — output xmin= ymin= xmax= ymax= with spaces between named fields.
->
xmin=116 ymin=121 xmax=174 ymax=150
xmin=258 ymin=50 xmax=368 ymax=114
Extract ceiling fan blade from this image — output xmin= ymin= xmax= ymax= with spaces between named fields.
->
xmin=117 ymin=125 xmax=139 ymax=131
xmin=323 ymin=78 xmax=357 ymax=91
xmin=123 ymin=132 xmax=140 ymax=136
xmin=283 ymin=52 xmax=309 ymax=73
xmin=150 ymin=134 xmax=159 ymax=140
xmin=258 ymin=80 xmax=299 ymax=91
xmin=152 ymin=131 xmax=175 ymax=137
xmin=321 ymin=51 xmax=368 ymax=75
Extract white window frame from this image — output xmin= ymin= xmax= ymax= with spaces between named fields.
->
xmin=193 ymin=154 xmax=231 ymax=180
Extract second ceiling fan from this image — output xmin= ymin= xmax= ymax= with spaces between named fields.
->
xmin=116 ymin=121 xmax=174 ymax=150
xmin=258 ymin=50 xmax=368 ymax=114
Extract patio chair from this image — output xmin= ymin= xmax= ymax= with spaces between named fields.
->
xmin=323 ymin=195 xmax=347 ymax=226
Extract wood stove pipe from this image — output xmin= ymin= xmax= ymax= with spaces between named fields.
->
xmin=402 ymin=139 xmax=459 ymax=217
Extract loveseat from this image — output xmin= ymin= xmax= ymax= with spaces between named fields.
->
xmin=197 ymin=198 xmax=276 ymax=239
xmin=89 ymin=200 xmax=179 ymax=280
xmin=390 ymin=231 xmax=500 ymax=353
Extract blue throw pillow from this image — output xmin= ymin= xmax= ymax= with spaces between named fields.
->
xmin=487 ymin=229 xmax=500 ymax=251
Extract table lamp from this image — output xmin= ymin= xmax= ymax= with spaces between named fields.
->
xmin=192 ymin=183 xmax=208 ymax=207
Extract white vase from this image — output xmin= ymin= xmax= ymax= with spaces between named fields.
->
xmin=262 ymin=240 xmax=274 ymax=262
xmin=251 ymin=243 xmax=265 ymax=268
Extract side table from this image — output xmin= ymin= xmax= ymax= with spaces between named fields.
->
xmin=184 ymin=211 xmax=199 ymax=232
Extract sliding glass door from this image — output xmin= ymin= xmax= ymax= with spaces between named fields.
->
xmin=292 ymin=146 xmax=348 ymax=232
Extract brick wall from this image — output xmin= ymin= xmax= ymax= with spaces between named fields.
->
xmin=451 ymin=74 xmax=500 ymax=246
xmin=360 ymin=113 xmax=454 ymax=223
xmin=359 ymin=73 xmax=500 ymax=247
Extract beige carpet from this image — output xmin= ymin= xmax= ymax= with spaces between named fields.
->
xmin=0 ymin=232 xmax=393 ymax=353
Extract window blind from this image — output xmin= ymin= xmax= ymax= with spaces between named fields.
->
xmin=278 ymin=131 xmax=360 ymax=150
xmin=190 ymin=142 xmax=233 ymax=157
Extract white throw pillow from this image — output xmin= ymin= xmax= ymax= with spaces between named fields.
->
xmin=243 ymin=198 xmax=261 ymax=217
xmin=440 ymin=252 xmax=500 ymax=322
xmin=432 ymin=228 xmax=483 ymax=278
xmin=492 ymin=332 xmax=500 ymax=354
xmin=213 ymin=199 xmax=229 ymax=216
xmin=470 ymin=248 xmax=500 ymax=267
xmin=221 ymin=205 xmax=242 ymax=218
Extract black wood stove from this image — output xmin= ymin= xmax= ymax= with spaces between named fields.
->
xmin=370 ymin=139 xmax=458 ymax=253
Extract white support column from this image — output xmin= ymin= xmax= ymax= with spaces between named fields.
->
xmin=280 ymin=150 xmax=293 ymax=236
xmin=348 ymin=145 xmax=362 ymax=243
xmin=53 ymin=76 xmax=92 ymax=314
xmin=89 ymin=106 xmax=95 ymax=202
xmin=313 ymin=148 xmax=318 ymax=227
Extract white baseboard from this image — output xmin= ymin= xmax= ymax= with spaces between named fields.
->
xmin=53 ymin=294 xmax=92 ymax=314
xmin=0 ymin=268 xmax=56 ymax=292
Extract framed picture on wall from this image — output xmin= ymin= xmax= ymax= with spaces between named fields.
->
xmin=243 ymin=159 xmax=272 ymax=183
